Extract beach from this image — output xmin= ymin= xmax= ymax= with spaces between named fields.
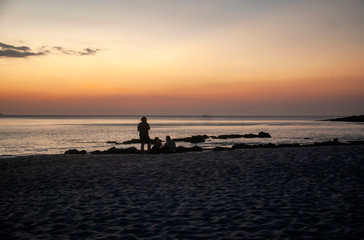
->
xmin=1 ymin=145 xmax=364 ymax=239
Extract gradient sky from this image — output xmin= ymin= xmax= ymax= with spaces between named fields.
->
xmin=1 ymin=0 xmax=364 ymax=115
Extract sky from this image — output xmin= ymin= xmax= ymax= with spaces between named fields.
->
xmin=1 ymin=0 xmax=364 ymax=115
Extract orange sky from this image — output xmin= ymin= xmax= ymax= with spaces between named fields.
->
xmin=1 ymin=0 xmax=364 ymax=115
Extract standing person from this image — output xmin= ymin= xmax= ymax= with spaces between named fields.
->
xmin=162 ymin=135 xmax=176 ymax=153
xmin=137 ymin=116 xmax=151 ymax=152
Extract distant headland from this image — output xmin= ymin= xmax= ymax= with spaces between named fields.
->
xmin=323 ymin=115 xmax=364 ymax=122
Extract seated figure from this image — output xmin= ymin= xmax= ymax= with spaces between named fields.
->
xmin=162 ymin=136 xmax=176 ymax=153
xmin=150 ymin=137 xmax=162 ymax=153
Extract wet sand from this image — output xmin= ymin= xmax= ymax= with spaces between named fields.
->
xmin=1 ymin=145 xmax=364 ymax=239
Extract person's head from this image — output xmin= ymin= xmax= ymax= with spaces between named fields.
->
xmin=166 ymin=136 xmax=171 ymax=141
xmin=141 ymin=116 xmax=147 ymax=122
xmin=154 ymin=137 xmax=160 ymax=141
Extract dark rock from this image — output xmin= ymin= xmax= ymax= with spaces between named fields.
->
xmin=105 ymin=147 xmax=124 ymax=154
xmin=262 ymin=143 xmax=277 ymax=148
xmin=176 ymin=145 xmax=203 ymax=153
xmin=104 ymin=147 xmax=140 ymax=154
xmin=176 ymin=146 xmax=187 ymax=153
xmin=122 ymin=139 xmax=141 ymax=144
xmin=65 ymin=149 xmax=87 ymax=154
xmin=243 ymin=133 xmax=259 ymax=138
xmin=191 ymin=146 xmax=203 ymax=151
xmin=122 ymin=139 xmax=158 ymax=144
xmin=323 ymin=115 xmax=364 ymax=122
xmin=313 ymin=138 xmax=343 ymax=146
xmin=216 ymin=133 xmax=271 ymax=139
xmin=348 ymin=140 xmax=364 ymax=145
xmin=231 ymin=143 xmax=249 ymax=149
xmin=190 ymin=135 xmax=207 ymax=143
xmin=258 ymin=132 xmax=271 ymax=138
xmin=174 ymin=135 xmax=208 ymax=143
xmin=106 ymin=141 xmax=122 ymax=144
xmin=123 ymin=147 xmax=139 ymax=154
xmin=217 ymin=134 xmax=243 ymax=139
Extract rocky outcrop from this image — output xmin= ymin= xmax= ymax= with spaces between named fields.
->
xmin=217 ymin=132 xmax=271 ymax=139
xmin=91 ymin=147 xmax=140 ymax=154
xmin=313 ymin=138 xmax=342 ymax=146
xmin=257 ymin=132 xmax=271 ymax=138
xmin=217 ymin=134 xmax=243 ymax=139
xmin=121 ymin=132 xmax=271 ymax=144
xmin=122 ymin=139 xmax=158 ymax=144
xmin=65 ymin=149 xmax=87 ymax=154
xmin=65 ymin=138 xmax=364 ymax=155
xmin=176 ymin=146 xmax=203 ymax=153
xmin=106 ymin=141 xmax=122 ymax=144
xmin=174 ymin=135 xmax=209 ymax=143
xmin=122 ymin=139 xmax=141 ymax=144
xmin=323 ymin=115 xmax=364 ymax=122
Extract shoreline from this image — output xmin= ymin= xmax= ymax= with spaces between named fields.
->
xmin=1 ymin=139 xmax=364 ymax=158
xmin=65 ymin=138 xmax=364 ymax=155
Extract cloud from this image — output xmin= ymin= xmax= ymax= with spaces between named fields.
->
xmin=79 ymin=48 xmax=100 ymax=56
xmin=53 ymin=46 xmax=102 ymax=56
xmin=0 ymin=42 xmax=103 ymax=58
xmin=0 ymin=42 xmax=48 ymax=58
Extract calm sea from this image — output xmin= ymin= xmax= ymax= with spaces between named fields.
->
xmin=1 ymin=115 xmax=363 ymax=157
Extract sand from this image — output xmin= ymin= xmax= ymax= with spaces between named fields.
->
xmin=1 ymin=145 xmax=364 ymax=239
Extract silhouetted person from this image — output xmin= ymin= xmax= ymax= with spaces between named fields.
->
xmin=162 ymin=136 xmax=176 ymax=153
xmin=137 ymin=116 xmax=151 ymax=152
xmin=150 ymin=137 xmax=162 ymax=153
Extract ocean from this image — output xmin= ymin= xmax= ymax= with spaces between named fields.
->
xmin=1 ymin=115 xmax=363 ymax=157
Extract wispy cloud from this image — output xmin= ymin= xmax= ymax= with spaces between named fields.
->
xmin=53 ymin=46 xmax=102 ymax=56
xmin=0 ymin=42 xmax=48 ymax=58
xmin=0 ymin=42 xmax=103 ymax=58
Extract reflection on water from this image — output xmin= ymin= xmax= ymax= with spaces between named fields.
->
xmin=1 ymin=116 xmax=363 ymax=156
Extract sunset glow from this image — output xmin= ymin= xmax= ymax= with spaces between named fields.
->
xmin=1 ymin=0 xmax=364 ymax=115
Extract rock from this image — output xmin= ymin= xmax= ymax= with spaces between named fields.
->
xmin=216 ymin=133 xmax=271 ymax=139
xmin=323 ymin=115 xmax=364 ymax=122
xmin=122 ymin=139 xmax=158 ymax=144
xmin=313 ymin=138 xmax=343 ymax=146
xmin=104 ymin=147 xmax=140 ymax=154
xmin=123 ymin=147 xmax=139 ymax=154
xmin=122 ymin=139 xmax=141 ymax=144
xmin=348 ymin=140 xmax=364 ymax=145
xmin=262 ymin=143 xmax=277 ymax=148
xmin=176 ymin=145 xmax=203 ymax=153
xmin=174 ymin=135 xmax=208 ymax=143
xmin=190 ymin=135 xmax=208 ymax=143
xmin=243 ymin=133 xmax=259 ymax=138
xmin=64 ymin=149 xmax=87 ymax=154
xmin=105 ymin=147 xmax=124 ymax=154
xmin=106 ymin=141 xmax=122 ymax=144
xmin=217 ymin=134 xmax=243 ymax=139
xmin=231 ymin=143 xmax=249 ymax=149
xmin=258 ymin=132 xmax=271 ymax=138
xmin=191 ymin=146 xmax=203 ymax=151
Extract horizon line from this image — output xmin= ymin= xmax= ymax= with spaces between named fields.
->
xmin=0 ymin=114 xmax=348 ymax=117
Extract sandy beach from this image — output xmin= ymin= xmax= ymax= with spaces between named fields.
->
xmin=1 ymin=145 xmax=364 ymax=239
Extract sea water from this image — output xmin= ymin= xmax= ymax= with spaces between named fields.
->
xmin=1 ymin=115 xmax=363 ymax=157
